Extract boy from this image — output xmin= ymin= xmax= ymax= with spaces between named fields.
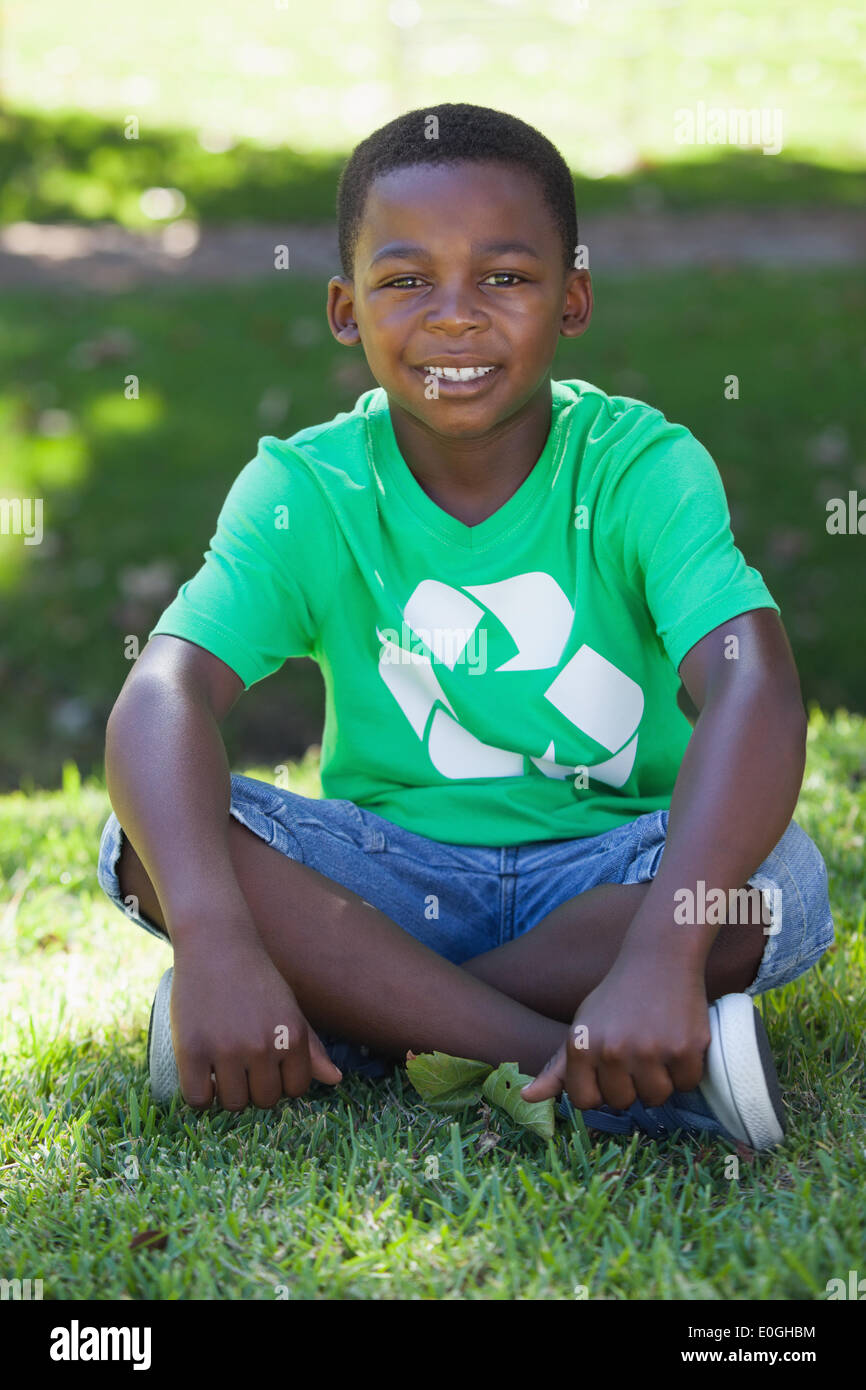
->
xmin=97 ymin=104 xmax=834 ymax=1150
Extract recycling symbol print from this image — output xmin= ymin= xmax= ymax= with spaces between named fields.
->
xmin=376 ymin=571 xmax=645 ymax=788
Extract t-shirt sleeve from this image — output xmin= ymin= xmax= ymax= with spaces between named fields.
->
xmin=148 ymin=436 xmax=338 ymax=689
xmin=607 ymin=418 xmax=780 ymax=673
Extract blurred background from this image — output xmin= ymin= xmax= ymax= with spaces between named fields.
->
xmin=1 ymin=0 xmax=864 ymax=792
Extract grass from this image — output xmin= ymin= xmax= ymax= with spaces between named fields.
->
xmin=0 ymin=706 xmax=864 ymax=1300
xmin=4 ymin=108 xmax=866 ymax=230
xmin=2 ymin=266 xmax=865 ymax=792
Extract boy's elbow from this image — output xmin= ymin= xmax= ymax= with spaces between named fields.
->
xmin=788 ymin=698 xmax=809 ymax=758
xmin=760 ymin=670 xmax=808 ymax=738
xmin=748 ymin=680 xmax=809 ymax=772
xmin=698 ymin=666 xmax=808 ymax=744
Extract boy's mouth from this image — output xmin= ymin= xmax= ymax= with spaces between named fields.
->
xmin=411 ymin=362 xmax=502 ymax=393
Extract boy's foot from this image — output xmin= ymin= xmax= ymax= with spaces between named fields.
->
xmin=557 ymin=992 xmax=787 ymax=1151
xmin=698 ymin=992 xmax=787 ymax=1149
xmin=147 ymin=966 xmax=179 ymax=1103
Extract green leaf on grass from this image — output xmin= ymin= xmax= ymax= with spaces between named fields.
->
xmin=422 ymin=1086 xmax=489 ymax=1113
xmin=482 ymin=1062 xmax=556 ymax=1141
xmin=405 ymin=1051 xmax=557 ymax=1137
xmin=405 ymin=1050 xmax=493 ymax=1108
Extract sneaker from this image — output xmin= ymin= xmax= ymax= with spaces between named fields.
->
xmin=147 ymin=967 xmax=179 ymax=1103
xmin=557 ymin=992 xmax=787 ymax=1151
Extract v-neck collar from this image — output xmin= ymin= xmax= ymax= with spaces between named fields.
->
xmin=366 ymin=379 xmax=573 ymax=551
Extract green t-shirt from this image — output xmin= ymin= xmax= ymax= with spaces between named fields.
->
xmin=149 ymin=378 xmax=779 ymax=846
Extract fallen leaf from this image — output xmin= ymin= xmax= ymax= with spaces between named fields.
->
xmin=128 ymin=1229 xmax=168 ymax=1252
xmin=405 ymin=1050 xmax=493 ymax=1107
xmin=405 ymin=1051 xmax=558 ymax=1136
xmin=482 ymin=1062 xmax=556 ymax=1141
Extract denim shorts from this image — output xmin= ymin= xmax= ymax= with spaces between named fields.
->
xmin=96 ymin=773 xmax=836 ymax=1080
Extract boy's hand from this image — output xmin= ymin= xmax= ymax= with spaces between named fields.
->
xmin=519 ymin=955 xmax=711 ymax=1111
xmin=170 ymin=933 xmax=343 ymax=1110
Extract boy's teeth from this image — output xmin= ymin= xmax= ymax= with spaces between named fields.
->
xmin=423 ymin=365 xmax=495 ymax=380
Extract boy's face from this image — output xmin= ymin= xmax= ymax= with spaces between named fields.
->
xmin=328 ymin=160 xmax=591 ymax=439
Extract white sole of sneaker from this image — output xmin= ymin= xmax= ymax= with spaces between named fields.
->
xmin=148 ymin=966 xmax=179 ymax=1104
xmin=699 ymin=993 xmax=786 ymax=1151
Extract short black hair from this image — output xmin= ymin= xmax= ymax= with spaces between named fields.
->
xmin=336 ymin=102 xmax=578 ymax=280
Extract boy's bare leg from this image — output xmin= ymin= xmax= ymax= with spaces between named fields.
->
xmin=117 ymin=821 xmax=566 ymax=1077
xmin=460 ymin=881 xmax=769 ymax=1020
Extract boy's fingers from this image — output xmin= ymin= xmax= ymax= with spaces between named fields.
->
xmin=245 ymin=1057 xmax=284 ymax=1111
xmin=631 ymin=1060 xmax=677 ymax=1109
xmin=213 ymin=1061 xmax=250 ymax=1112
xmin=667 ymin=1050 xmax=706 ymax=1097
xmin=177 ymin=1053 xmax=215 ymax=1110
xmin=279 ymin=1036 xmax=313 ymax=1098
xmin=308 ymin=1031 xmax=344 ymax=1085
xmin=595 ymin=1059 xmax=636 ymax=1111
xmin=564 ymin=1050 xmax=604 ymax=1109
xmin=521 ymin=1077 xmax=558 ymax=1101
xmin=520 ymin=1045 xmax=566 ymax=1101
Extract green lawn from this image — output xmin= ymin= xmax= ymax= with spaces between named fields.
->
xmin=0 ymin=707 xmax=863 ymax=1300
xmin=4 ymin=107 xmax=866 ymax=230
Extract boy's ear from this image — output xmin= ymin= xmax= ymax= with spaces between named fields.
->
xmin=560 ymin=268 xmax=592 ymax=340
xmin=327 ymin=275 xmax=361 ymax=345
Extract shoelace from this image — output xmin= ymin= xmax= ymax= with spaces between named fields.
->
xmin=559 ymin=1094 xmax=729 ymax=1141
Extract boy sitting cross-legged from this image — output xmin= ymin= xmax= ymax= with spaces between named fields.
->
xmin=97 ymin=104 xmax=835 ymax=1150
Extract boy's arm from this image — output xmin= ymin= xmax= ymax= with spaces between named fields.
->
xmin=106 ymin=634 xmax=248 ymax=928
xmin=105 ymin=634 xmax=342 ymax=1109
xmin=522 ymin=607 xmax=807 ymax=1110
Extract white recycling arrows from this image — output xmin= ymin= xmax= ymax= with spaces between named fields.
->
xmin=464 ymin=572 xmax=573 ymax=671
xmin=376 ymin=629 xmax=457 ymax=739
xmin=403 ymin=580 xmax=483 ymax=669
xmin=544 ymin=644 xmax=644 ymax=757
xmin=428 ymin=708 xmax=525 ymax=779
xmin=378 ymin=574 xmax=645 ymax=789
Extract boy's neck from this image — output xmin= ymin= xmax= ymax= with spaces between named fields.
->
xmin=387 ymin=381 xmax=553 ymax=528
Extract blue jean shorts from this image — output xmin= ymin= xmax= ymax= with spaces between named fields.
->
xmin=96 ymin=774 xmax=836 ymax=1079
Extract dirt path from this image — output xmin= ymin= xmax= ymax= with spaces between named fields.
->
xmin=2 ymin=209 xmax=864 ymax=290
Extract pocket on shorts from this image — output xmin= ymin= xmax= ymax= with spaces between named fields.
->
xmin=251 ymin=784 xmax=379 ymax=861
xmin=351 ymin=804 xmax=487 ymax=870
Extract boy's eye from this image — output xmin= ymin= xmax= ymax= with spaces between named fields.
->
xmin=384 ymin=273 xmax=525 ymax=289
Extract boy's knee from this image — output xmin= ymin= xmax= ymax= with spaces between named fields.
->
xmin=116 ymin=834 xmax=164 ymax=928
xmin=115 ymin=833 xmax=135 ymax=899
